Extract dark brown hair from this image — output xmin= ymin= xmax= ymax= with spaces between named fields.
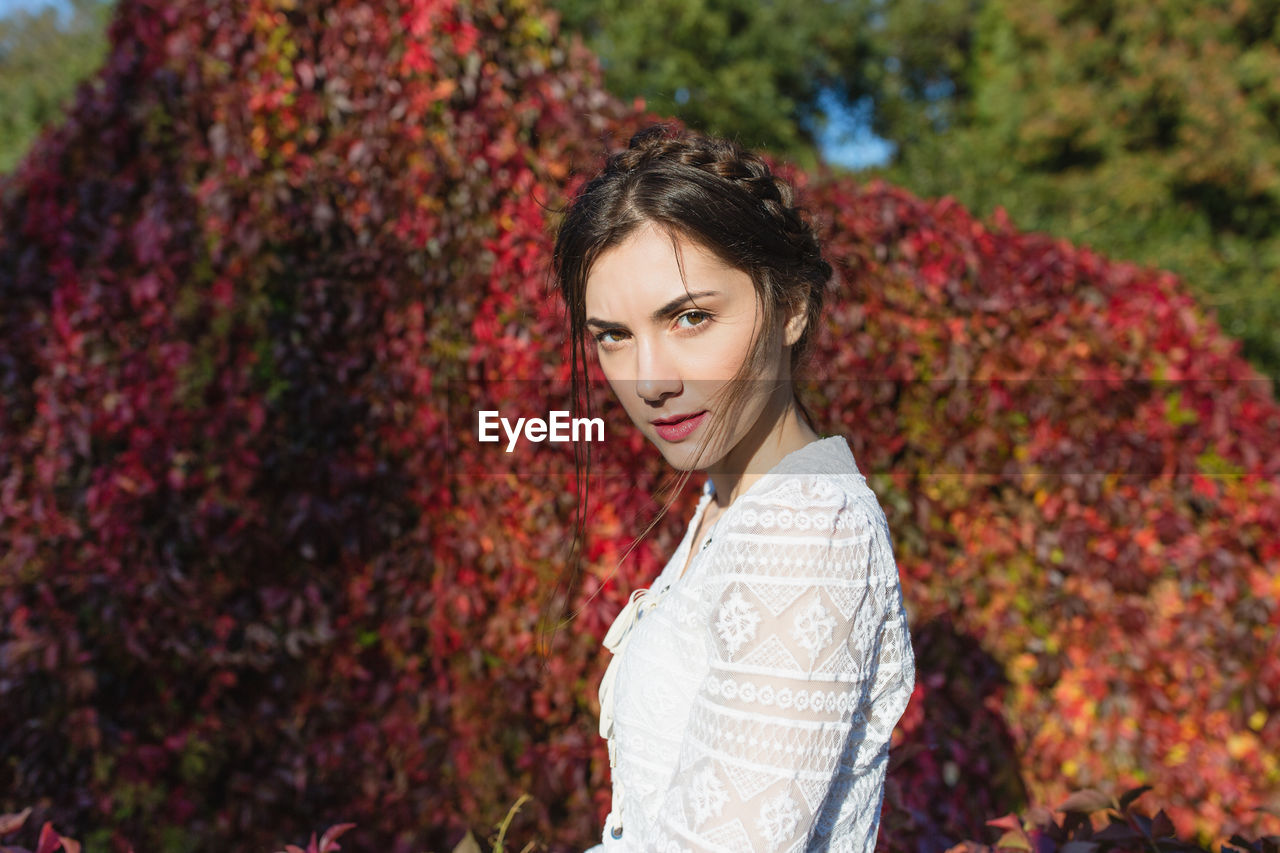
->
xmin=538 ymin=124 xmax=833 ymax=660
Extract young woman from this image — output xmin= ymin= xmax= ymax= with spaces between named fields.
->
xmin=552 ymin=125 xmax=916 ymax=852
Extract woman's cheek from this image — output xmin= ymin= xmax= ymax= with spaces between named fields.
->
xmin=688 ymin=349 xmax=746 ymax=383
xmin=705 ymin=328 xmax=758 ymax=379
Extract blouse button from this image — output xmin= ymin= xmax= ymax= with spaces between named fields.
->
xmin=611 ymin=826 xmax=624 ymax=839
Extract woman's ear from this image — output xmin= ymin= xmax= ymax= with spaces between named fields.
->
xmin=782 ymin=298 xmax=809 ymax=348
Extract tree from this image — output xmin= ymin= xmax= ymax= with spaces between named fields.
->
xmin=870 ymin=0 xmax=1280 ymax=381
xmin=0 ymin=0 xmax=116 ymax=174
xmin=861 ymin=0 xmax=984 ymax=146
xmin=547 ymin=0 xmax=882 ymax=167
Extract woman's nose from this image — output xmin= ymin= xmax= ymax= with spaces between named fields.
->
xmin=633 ymin=339 xmax=681 ymax=402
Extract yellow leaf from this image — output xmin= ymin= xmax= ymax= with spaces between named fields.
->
xmin=1227 ymin=733 xmax=1255 ymax=760
xmin=996 ymin=830 xmax=1032 ymax=850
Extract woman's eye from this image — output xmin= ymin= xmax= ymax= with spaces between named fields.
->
xmin=676 ymin=310 xmax=712 ymax=330
xmin=594 ymin=329 xmax=626 ymax=348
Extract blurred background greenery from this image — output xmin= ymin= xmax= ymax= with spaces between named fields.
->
xmin=0 ymin=0 xmax=114 ymax=171
xmin=6 ymin=0 xmax=1277 ymax=383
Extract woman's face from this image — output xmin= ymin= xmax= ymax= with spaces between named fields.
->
xmin=584 ymin=222 xmax=802 ymax=472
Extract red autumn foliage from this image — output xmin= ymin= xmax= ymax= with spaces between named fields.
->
xmin=0 ymin=0 xmax=1277 ymax=851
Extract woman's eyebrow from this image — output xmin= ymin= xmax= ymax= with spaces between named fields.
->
xmin=585 ymin=290 xmax=720 ymax=329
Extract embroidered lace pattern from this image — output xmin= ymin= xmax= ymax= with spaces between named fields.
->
xmin=591 ymin=436 xmax=916 ymax=853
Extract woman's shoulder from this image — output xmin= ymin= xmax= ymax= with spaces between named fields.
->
xmin=704 ymin=436 xmax=898 ymax=584
xmin=743 ymin=435 xmax=873 ymax=507
xmin=725 ymin=435 xmax=889 ymax=538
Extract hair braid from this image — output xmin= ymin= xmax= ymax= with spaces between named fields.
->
xmin=611 ymin=126 xmax=830 ymax=288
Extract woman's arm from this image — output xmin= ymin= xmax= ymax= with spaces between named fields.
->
xmin=649 ymin=480 xmax=915 ymax=852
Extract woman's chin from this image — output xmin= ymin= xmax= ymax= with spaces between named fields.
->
xmin=653 ymin=441 xmax=722 ymax=472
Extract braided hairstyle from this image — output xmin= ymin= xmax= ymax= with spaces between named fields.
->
xmin=540 ymin=125 xmax=833 ymax=655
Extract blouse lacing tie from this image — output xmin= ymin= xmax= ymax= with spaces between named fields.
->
xmin=598 ymin=496 xmax=719 ymax=843
xmin=598 ymin=586 xmax=663 ymax=840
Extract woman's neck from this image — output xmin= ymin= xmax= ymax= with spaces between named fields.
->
xmin=706 ymin=394 xmax=819 ymax=508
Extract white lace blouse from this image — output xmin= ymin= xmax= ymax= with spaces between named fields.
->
xmin=586 ymin=435 xmax=916 ymax=853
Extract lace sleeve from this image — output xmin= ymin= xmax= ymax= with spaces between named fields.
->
xmin=650 ymin=478 xmax=915 ymax=852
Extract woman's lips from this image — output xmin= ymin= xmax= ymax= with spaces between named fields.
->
xmin=651 ymin=411 xmax=708 ymax=442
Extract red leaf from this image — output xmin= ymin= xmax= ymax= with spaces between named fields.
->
xmin=34 ymin=823 xmax=60 ymax=853
xmin=986 ymin=815 xmax=1022 ymax=832
xmin=1192 ymin=474 xmax=1218 ymax=498
xmin=318 ymin=824 xmax=356 ymax=852
xmin=0 ymin=810 xmax=31 ymax=837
